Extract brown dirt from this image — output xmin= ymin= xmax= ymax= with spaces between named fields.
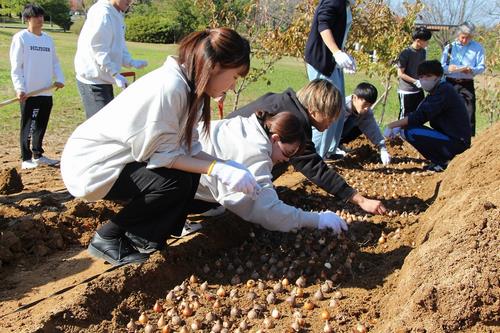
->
xmin=0 ymin=123 xmax=498 ymax=333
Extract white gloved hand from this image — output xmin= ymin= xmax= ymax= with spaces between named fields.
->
xmin=414 ymin=79 xmax=422 ymax=89
xmin=383 ymin=126 xmax=401 ymax=139
xmin=333 ymin=50 xmax=354 ymax=70
xmin=130 ymin=59 xmax=148 ymax=69
xmin=113 ymin=73 xmax=128 ymax=89
xmin=318 ymin=211 xmax=348 ymax=234
xmin=380 ymin=147 xmax=391 ymax=165
xmin=210 ymin=162 xmax=258 ymax=195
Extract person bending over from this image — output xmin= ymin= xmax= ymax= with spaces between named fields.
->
xmin=385 ymin=60 xmax=471 ymax=172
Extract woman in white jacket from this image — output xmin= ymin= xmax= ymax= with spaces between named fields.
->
xmin=61 ymin=28 xmax=258 ymax=266
xmin=74 ymin=0 xmax=148 ymax=118
xmin=195 ymin=111 xmax=348 ymax=234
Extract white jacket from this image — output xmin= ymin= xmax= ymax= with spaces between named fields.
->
xmin=61 ymin=57 xmax=202 ymax=201
xmin=10 ymin=29 xmax=64 ymax=95
xmin=74 ymin=0 xmax=133 ymax=84
xmin=195 ymin=115 xmax=320 ymax=232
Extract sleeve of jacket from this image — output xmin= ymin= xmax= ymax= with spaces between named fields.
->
xmin=472 ymin=43 xmax=486 ymax=76
xmin=9 ymin=33 xmax=25 ymax=93
xmin=89 ymin=12 xmax=121 ymax=76
xmin=289 ymin=139 xmax=355 ymax=201
xmin=408 ymin=84 xmax=448 ymax=127
xmin=51 ymin=40 xmax=65 ymax=83
xmin=358 ymin=112 xmax=385 ymax=147
xmin=317 ymin=0 xmax=341 ymax=32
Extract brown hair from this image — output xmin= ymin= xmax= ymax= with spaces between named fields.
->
xmin=296 ymin=79 xmax=342 ymax=121
xmin=178 ymin=28 xmax=250 ymax=151
xmin=256 ymin=110 xmax=306 ymax=156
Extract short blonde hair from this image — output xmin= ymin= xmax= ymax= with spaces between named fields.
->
xmin=296 ymin=79 xmax=342 ymax=121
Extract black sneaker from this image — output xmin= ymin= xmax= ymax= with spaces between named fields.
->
xmin=424 ymin=162 xmax=446 ymax=172
xmin=87 ymin=233 xmax=150 ymax=266
xmin=125 ymin=232 xmax=162 ymax=254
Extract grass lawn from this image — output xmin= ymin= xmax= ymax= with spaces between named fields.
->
xmin=0 ymin=27 xmax=493 ymax=138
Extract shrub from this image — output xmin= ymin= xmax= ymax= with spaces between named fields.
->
xmin=125 ymin=15 xmax=183 ymax=44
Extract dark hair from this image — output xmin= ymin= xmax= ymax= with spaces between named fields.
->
xmin=256 ymin=110 xmax=306 ymax=157
xmin=412 ymin=27 xmax=432 ymax=41
xmin=353 ymin=82 xmax=378 ymax=104
xmin=22 ymin=4 xmax=45 ymax=20
xmin=178 ymin=28 xmax=250 ymax=151
xmin=417 ymin=60 xmax=443 ymax=76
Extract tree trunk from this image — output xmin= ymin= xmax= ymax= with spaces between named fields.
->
xmin=378 ymin=74 xmax=393 ymax=125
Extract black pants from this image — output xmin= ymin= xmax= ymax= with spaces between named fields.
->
xmin=339 ymin=114 xmax=362 ymax=145
xmin=98 ymin=162 xmax=200 ymax=245
xmin=20 ymin=96 xmax=53 ymax=161
xmin=446 ymin=78 xmax=476 ymax=136
xmin=398 ymin=90 xmax=425 ymax=119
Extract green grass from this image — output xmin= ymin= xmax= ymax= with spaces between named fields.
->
xmin=0 ymin=27 xmax=493 ymax=138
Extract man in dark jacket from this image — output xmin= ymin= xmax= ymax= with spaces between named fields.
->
xmin=385 ymin=60 xmax=471 ymax=172
xmin=228 ymin=79 xmax=386 ymax=215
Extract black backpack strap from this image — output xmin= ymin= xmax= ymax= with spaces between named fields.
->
xmin=445 ymin=42 xmax=453 ymax=66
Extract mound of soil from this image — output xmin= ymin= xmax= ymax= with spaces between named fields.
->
xmin=378 ymin=122 xmax=500 ymax=332
xmin=0 ymin=167 xmax=23 ymax=195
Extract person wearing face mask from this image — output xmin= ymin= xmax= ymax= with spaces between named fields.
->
xmin=304 ymin=0 xmax=357 ymax=159
xmin=397 ymin=27 xmax=432 ymax=119
xmin=336 ymin=83 xmax=391 ymax=165
xmin=441 ymin=22 xmax=485 ymax=136
xmin=61 ymin=29 xmax=258 ymax=266
xmin=384 ymin=60 xmax=471 ymax=172
xmin=74 ymin=0 xmax=149 ymax=119
xmin=192 ymin=111 xmax=348 ymax=234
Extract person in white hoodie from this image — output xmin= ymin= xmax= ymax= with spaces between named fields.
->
xmin=61 ymin=28 xmax=258 ymax=266
xmin=194 ymin=110 xmax=348 ymax=234
xmin=10 ymin=4 xmax=65 ymax=169
xmin=74 ymin=0 xmax=148 ymax=118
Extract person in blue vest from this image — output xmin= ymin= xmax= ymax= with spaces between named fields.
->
xmin=304 ymin=0 xmax=357 ymax=159
xmin=441 ymin=21 xmax=486 ymax=136
xmin=384 ymin=60 xmax=471 ymax=172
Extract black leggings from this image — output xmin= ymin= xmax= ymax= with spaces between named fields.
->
xmin=98 ymin=162 xmax=200 ymax=244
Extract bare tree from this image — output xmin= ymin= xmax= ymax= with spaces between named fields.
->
xmin=418 ymin=0 xmax=489 ymax=49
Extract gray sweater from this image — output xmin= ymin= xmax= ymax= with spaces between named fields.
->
xmin=344 ymin=95 xmax=385 ymax=148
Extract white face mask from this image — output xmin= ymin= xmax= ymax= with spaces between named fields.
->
xmin=420 ymin=77 xmax=440 ymax=92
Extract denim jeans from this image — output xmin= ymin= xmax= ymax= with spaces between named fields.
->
xmin=307 ymin=63 xmax=346 ymax=158
xmin=76 ymin=80 xmax=114 ymax=119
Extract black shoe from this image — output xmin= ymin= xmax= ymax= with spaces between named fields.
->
xmin=125 ymin=232 xmax=162 ymax=254
xmin=424 ymin=162 xmax=446 ymax=172
xmin=87 ymin=233 xmax=150 ymax=266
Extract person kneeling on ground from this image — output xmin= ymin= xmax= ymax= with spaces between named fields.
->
xmin=228 ymin=79 xmax=386 ymax=215
xmin=336 ymin=82 xmax=391 ymax=165
xmin=61 ymin=28 xmax=258 ymax=266
xmin=384 ymin=60 xmax=471 ymax=172
xmin=193 ymin=110 xmax=348 ymax=234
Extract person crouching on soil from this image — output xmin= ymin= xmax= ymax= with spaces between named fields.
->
xmin=192 ymin=110 xmax=348 ymax=234
xmin=61 ymin=28 xmax=259 ymax=266
xmin=384 ymin=60 xmax=471 ymax=172
xmin=336 ymin=82 xmax=391 ymax=165
xmin=228 ymin=79 xmax=386 ymax=215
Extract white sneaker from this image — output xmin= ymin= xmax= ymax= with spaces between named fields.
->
xmin=21 ymin=160 xmax=38 ymax=169
xmin=33 ymin=156 xmax=59 ymax=166
xmin=180 ymin=221 xmax=203 ymax=237
xmin=199 ymin=205 xmax=226 ymax=217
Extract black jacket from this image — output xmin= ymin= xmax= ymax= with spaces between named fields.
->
xmin=227 ymin=88 xmax=356 ymax=201
xmin=408 ymin=81 xmax=471 ymax=147
xmin=305 ymin=0 xmax=347 ymax=77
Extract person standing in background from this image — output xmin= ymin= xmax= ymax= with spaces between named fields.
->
xmin=74 ymin=0 xmax=148 ymax=119
xmin=441 ymin=22 xmax=485 ymax=136
xmin=304 ymin=0 xmax=357 ymax=159
xmin=10 ymin=3 xmax=65 ymax=169
xmin=397 ymin=27 xmax=432 ymax=119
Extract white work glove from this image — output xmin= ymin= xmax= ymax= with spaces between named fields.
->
xmin=380 ymin=147 xmax=391 ymax=165
xmin=333 ymin=50 xmax=355 ymax=70
xmin=414 ymin=79 xmax=422 ymax=89
xmin=130 ymin=59 xmax=148 ymax=69
xmin=113 ymin=73 xmax=128 ymax=89
xmin=383 ymin=126 xmax=401 ymax=139
xmin=211 ymin=161 xmax=258 ymax=195
xmin=318 ymin=211 xmax=348 ymax=234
